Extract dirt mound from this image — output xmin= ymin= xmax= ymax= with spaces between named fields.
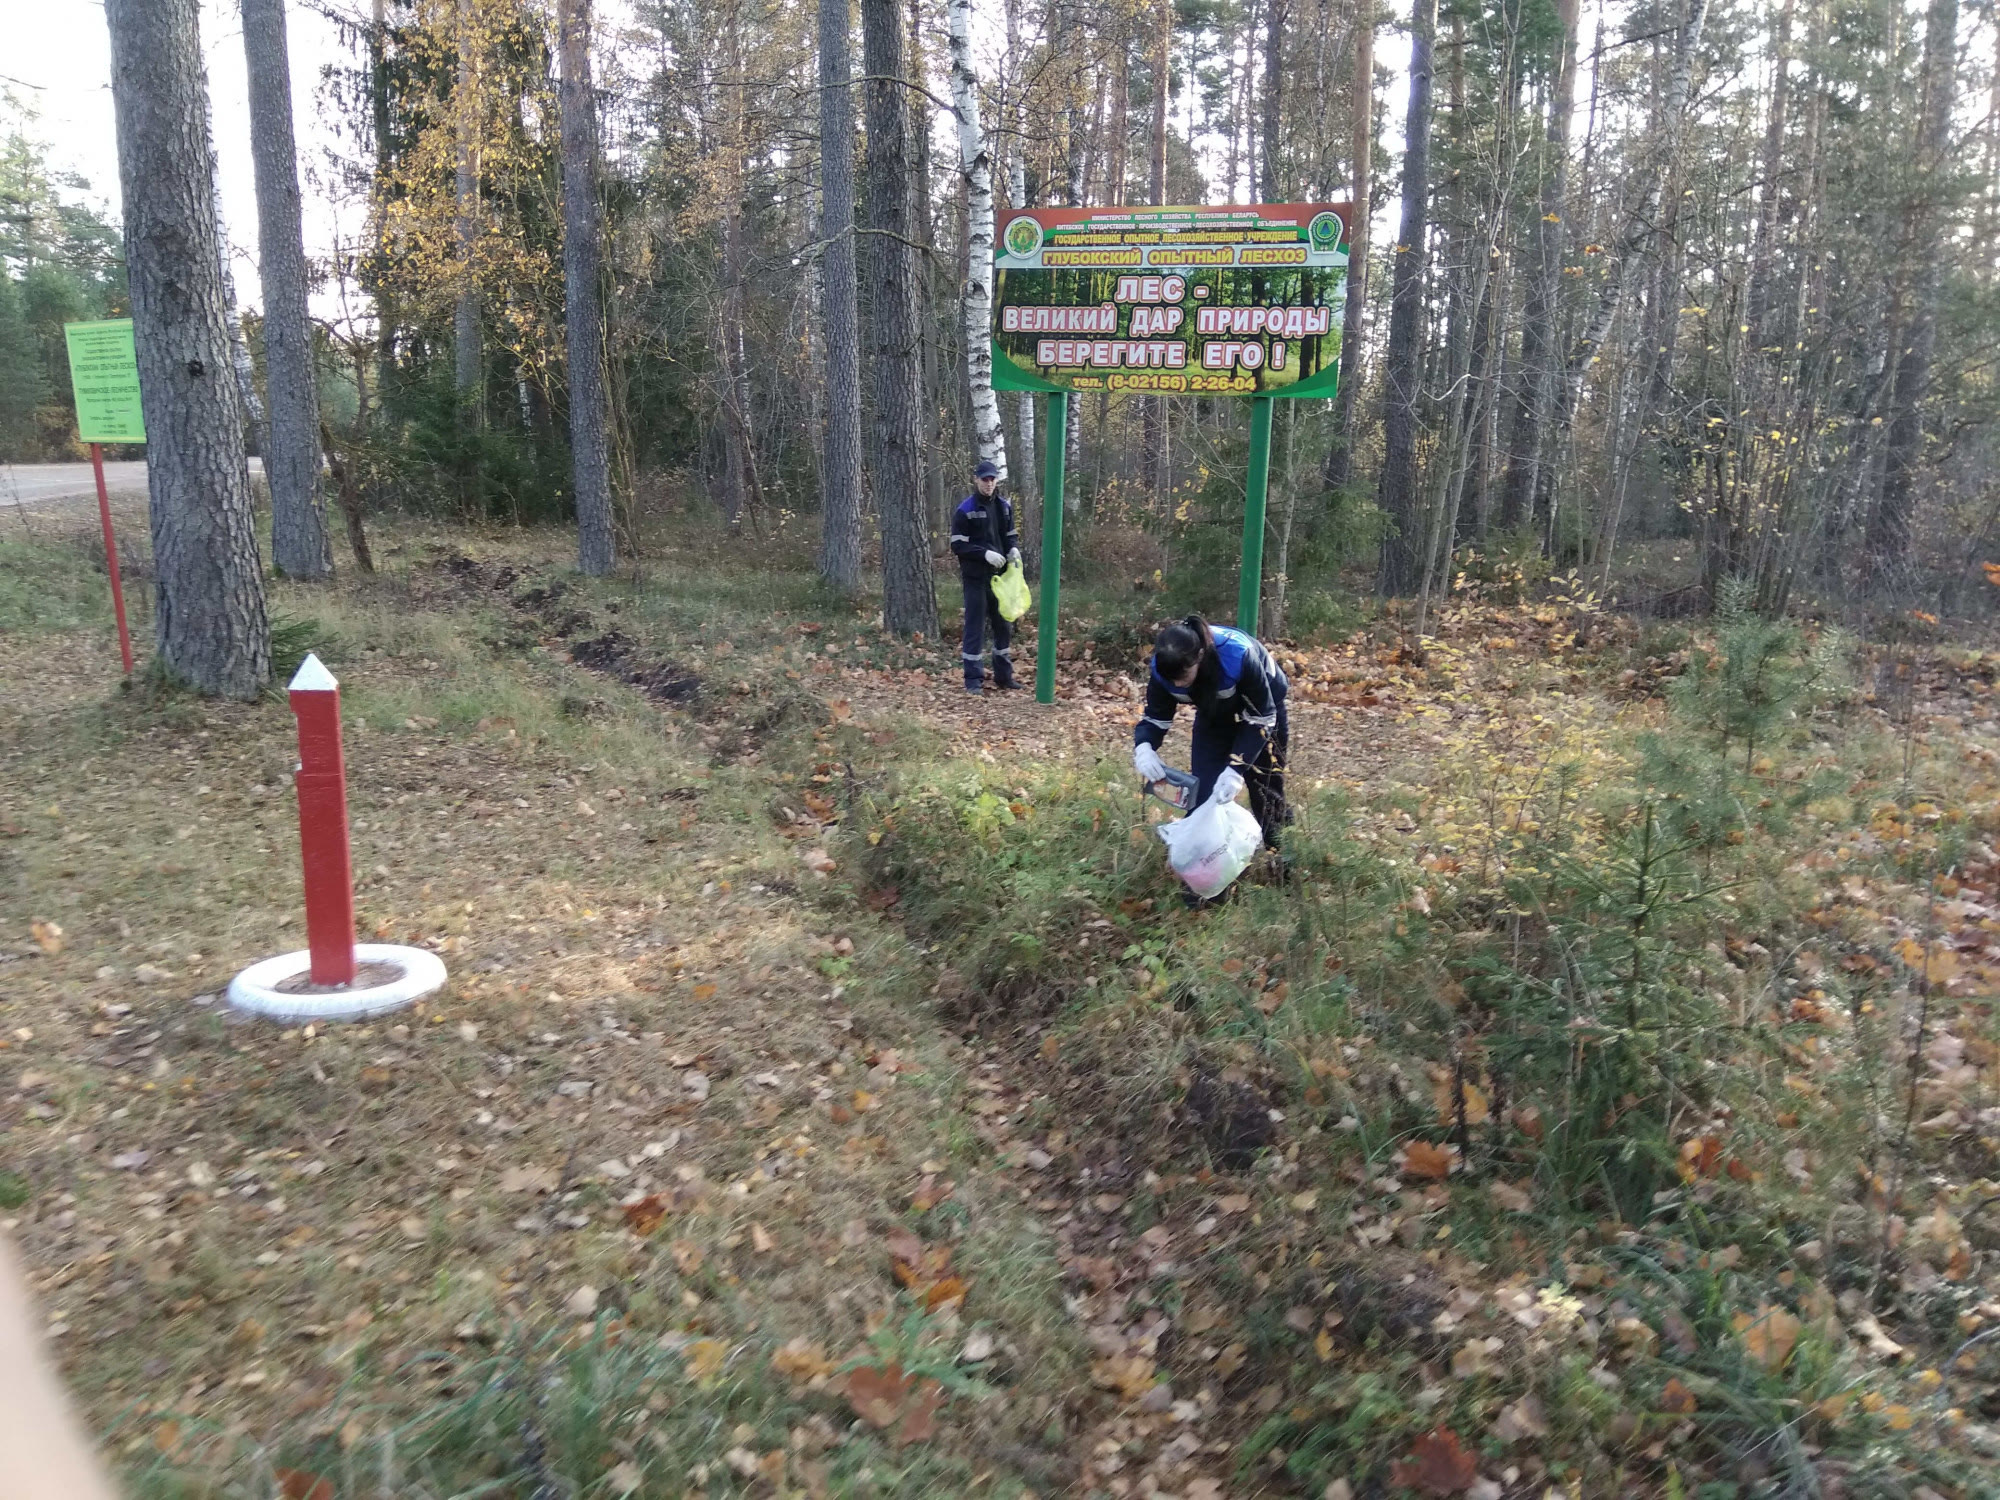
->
xmin=569 ymin=631 xmax=700 ymax=704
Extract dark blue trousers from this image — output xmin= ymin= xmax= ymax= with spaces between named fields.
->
xmin=1187 ymin=693 xmax=1289 ymax=848
xmin=960 ymin=576 xmax=1014 ymax=688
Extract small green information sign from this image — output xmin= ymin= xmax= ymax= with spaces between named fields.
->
xmin=64 ymin=319 xmax=146 ymax=444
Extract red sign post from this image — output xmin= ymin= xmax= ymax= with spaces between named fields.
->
xmin=89 ymin=444 xmax=136 ymax=677
xmin=288 ymin=654 xmax=357 ymax=985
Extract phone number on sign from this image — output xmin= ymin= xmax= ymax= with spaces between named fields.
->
xmin=1102 ymin=371 xmax=1261 ymax=394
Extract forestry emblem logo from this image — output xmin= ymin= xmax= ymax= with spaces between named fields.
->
xmin=1003 ymin=216 xmax=1043 ymax=260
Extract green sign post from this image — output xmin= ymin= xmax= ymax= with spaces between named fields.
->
xmin=63 ymin=319 xmax=145 ymax=677
xmin=991 ymin=204 xmax=1350 ymax=698
xmin=1034 ymin=396 xmax=1069 ymax=705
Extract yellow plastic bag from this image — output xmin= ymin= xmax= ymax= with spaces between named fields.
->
xmin=991 ymin=560 xmax=1031 ymax=622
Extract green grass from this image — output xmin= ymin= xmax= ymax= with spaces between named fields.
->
xmin=0 ymin=525 xmax=123 ymax=634
xmin=118 ymin=1324 xmax=1035 ymax=1500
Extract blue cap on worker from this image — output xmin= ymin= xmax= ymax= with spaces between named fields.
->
xmin=972 ymin=459 xmax=1000 ymax=480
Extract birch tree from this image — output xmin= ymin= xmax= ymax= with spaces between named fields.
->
xmin=947 ymin=0 xmax=1005 ymax=480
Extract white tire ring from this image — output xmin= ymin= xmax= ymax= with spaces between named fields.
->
xmin=226 ymin=944 xmax=448 ymax=1023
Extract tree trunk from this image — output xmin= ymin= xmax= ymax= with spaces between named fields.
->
xmin=558 ymin=0 xmax=615 ymax=575
xmin=1260 ymin=0 xmax=1286 ymax=201
xmin=1495 ymin=0 xmax=1579 ymax=532
xmin=1554 ymin=0 xmax=1711 ymax=421
xmin=1324 ymin=0 xmax=1372 ymax=491
xmin=817 ymin=0 xmax=864 ymax=592
xmin=910 ymin=0 xmax=947 ymax=540
xmin=241 ymin=0 xmax=333 ymax=581
xmin=321 ymin=419 xmax=376 ymax=574
xmin=1867 ymin=0 xmax=1959 ymax=568
xmin=1107 ymin=35 xmax=1131 ymax=204
xmin=1375 ymin=0 xmax=1435 ymax=597
xmin=1143 ymin=0 xmax=1171 ymax=505
xmin=1745 ymin=0 xmax=1795 ymax=336
xmin=861 ymin=0 xmax=938 ymax=635
xmin=370 ymin=0 xmax=397 ymax=402
xmin=947 ymin=0 xmax=1006 ymax=480
xmin=106 ymin=0 xmax=270 ymax=698
xmin=454 ymin=0 xmax=481 ymax=404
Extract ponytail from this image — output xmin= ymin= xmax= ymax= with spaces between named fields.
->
xmin=1153 ymin=614 xmax=1216 ymax=685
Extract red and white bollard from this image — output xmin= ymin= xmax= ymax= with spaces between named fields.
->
xmin=227 ymin=654 xmax=447 ymax=1022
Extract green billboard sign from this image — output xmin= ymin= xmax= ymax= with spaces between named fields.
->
xmin=991 ymin=203 xmax=1352 ymax=399
xmin=64 ymin=319 xmax=146 ymax=444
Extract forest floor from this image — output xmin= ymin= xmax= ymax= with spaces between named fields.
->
xmin=3 ymin=505 xmax=2000 ymax=1500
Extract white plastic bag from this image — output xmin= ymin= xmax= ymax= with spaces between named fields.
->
xmin=1157 ymin=793 xmax=1263 ymax=898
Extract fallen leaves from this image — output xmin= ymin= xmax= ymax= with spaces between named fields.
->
xmin=29 ymin=919 xmax=62 ymax=955
xmin=1892 ymin=936 xmax=1959 ymax=984
xmin=501 ymin=1163 xmax=558 ymax=1194
xmin=1491 ymin=1393 xmax=1548 ymax=1441
xmin=1092 ymin=1353 xmax=1159 ymax=1401
xmin=1400 ymin=1140 xmax=1457 ymax=1180
xmin=771 ymin=1336 xmax=835 ymax=1384
xmin=622 ymin=1195 xmax=667 ymax=1237
xmin=843 ymin=1361 xmax=943 ymax=1446
xmin=1733 ymin=1303 xmax=1802 ymax=1373
xmin=275 ymin=1470 xmax=335 ymax=1500
xmin=1390 ymin=1426 xmax=1479 ymax=1495
xmin=682 ymin=1337 xmax=728 ymax=1381
xmin=887 ymin=1229 xmax=966 ymax=1311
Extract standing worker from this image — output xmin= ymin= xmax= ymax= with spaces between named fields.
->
xmin=950 ymin=459 xmax=1021 ymax=694
xmin=1133 ymin=615 xmax=1290 ymax=852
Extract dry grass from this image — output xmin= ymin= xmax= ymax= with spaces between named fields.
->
xmin=0 ymin=508 xmax=1096 ymax=1496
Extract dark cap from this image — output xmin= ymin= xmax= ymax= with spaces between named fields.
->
xmin=972 ymin=460 xmax=1000 ymax=480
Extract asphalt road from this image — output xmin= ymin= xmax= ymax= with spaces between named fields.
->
xmin=0 ymin=459 xmax=263 ymax=512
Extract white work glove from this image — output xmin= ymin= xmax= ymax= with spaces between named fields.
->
xmin=1212 ymin=768 xmax=1246 ymax=805
xmin=985 ymin=549 xmax=1007 ymax=569
xmin=1007 ymin=547 xmax=1021 ymax=566
xmin=1133 ymin=743 xmax=1167 ymax=783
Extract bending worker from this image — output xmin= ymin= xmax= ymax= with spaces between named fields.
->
xmin=1133 ymin=614 xmax=1290 ymax=850
xmin=949 ymin=459 xmax=1021 ymax=694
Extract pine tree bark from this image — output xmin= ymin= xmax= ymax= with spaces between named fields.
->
xmin=241 ymin=0 xmax=334 ymax=581
xmin=1375 ymin=0 xmax=1435 ymax=596
xmin=817 ymin=0 xmax=864 ymax=591
xmin=1324 ymin=0 xmax=1372 ymax=491
xmin=861 ymin=0 xmax=938 ymax=635
xmin=947 ymin=0 xmax=1006 ymax=479
xmin=558 ymin=0 xmax=615 ymax=575
xmin=105 ymin=0 xmax=270 ymax=698
xmin=1260 ymin=0 xmax=1286 ymax=201
xmin=1495 ymin=0 xmax=1579 ymax=532
xmin=1867 ymin=0 xmax=1959 ymax=567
